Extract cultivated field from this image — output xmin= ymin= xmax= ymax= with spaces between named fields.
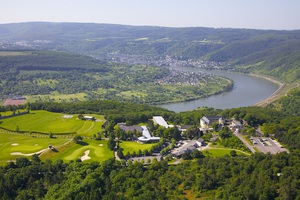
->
xmin=2 ymin=99 xmax=27 ymax=106
xmin=0 ymin=110 xmax=105 ymax=137
xmin=26 ymin=92 xmax=88 ymax=103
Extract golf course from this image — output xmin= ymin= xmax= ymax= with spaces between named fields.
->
xmin=0 ymin=110 xmax=157 ymax=165
xmin=0 ymin=133 xmax=68 ymax=165
xmin=0 ymin=110 xmax=105 ymax=136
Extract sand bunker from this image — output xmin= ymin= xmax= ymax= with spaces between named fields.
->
xmin=10 ymin=148 xmax=47 ymax=156
xmin=80 ymin=150 xmax=91 ymax=161
xmin=63 ymin=115 xmax=73 ymax=119
xmin=11 ymin=143 xmax=19 ymax=146
xmin=99 ymin=144 xmax=103 ymax=146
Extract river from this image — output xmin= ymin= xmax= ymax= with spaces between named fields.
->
xmin=159 ymin=68 xmax=279 ymax=112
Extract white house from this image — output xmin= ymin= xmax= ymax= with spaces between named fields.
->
xmin=200 ymin=116 xmax=224 ymax=129
xmin=138 ymin=126 xmax=160 ymax=143
xmin=153 ymin=116 xmax=170 ymax=128
xmin=83 ymin=116 xmax=95 ymax=121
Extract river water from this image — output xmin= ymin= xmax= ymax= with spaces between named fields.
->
xmin=159 ymin=68 xmax=278 ymax=112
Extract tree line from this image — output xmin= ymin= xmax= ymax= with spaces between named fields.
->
xmin=1 ymin=151 xmax=300 ymax=199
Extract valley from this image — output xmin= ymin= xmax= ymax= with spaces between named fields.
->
xmin=0 ymin=51 xmax=233 ymax=105
xmin=0 ymin=22 xmax=300 ymax=199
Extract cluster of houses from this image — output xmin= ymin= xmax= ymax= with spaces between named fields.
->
xmin=172 ymin=139 xmax=205 ymax=157
xmin=200 ymin=115 xmax=242 ymax=131
xmin=117 ymin=116 xmax=169 ymax=143
xmin=116 ymin=115 xmax=243 ymax=158
xmin=116 ymin=123 xmax=161 ymax=143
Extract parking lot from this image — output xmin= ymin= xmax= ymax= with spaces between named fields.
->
xmin=127 ymin=154 xmax=162 ymax=164
xmin=251 ymin=137 xmax=289 ymax=154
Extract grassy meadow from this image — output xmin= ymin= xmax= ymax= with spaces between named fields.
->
xmin=0 ymin=133 xmax=68 ymax=165
xmin=0 ymin=110 xmax=105 ymax=137
xmin=40 ymin=139 xmax=114 ymax=163
xmin=119 ymin=141 xmax=156 ymax=154
xmin=26 ymin=92 xmax=88 ymax=103
xmin=0 ymin=132 xmax=114 ymax=165
xmin=203 ymin=148 xmax=250 ymax=157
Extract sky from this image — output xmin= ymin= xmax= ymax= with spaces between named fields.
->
xmin=1 ymin=0 xmax=300 ymax=30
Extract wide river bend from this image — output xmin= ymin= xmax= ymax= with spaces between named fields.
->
xmin=159 ymin=68 xmax=279 ymax=112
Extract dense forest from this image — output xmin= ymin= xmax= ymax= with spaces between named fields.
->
xmin=1 ymin=152 xmax=300 ymax=199
xmin=270 ymin=88 xmax=300 ymax=116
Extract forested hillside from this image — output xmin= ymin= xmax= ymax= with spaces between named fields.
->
xmin=209 ymin=33 xmax=300 ymax=81
xmin=1 ymin=22 xmax=300 ymax=82
xmin=269 ymin=88 xmax=300 ymax=116
xmin=0 ymin=50 xmax=109 ymax=72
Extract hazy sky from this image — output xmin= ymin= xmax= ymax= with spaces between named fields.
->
xmin=1 ymin=0 xmax=300 ymax=30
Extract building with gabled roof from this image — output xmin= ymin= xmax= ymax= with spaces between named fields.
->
xmin=117 ymin=123 xmax=142 ymax=133
xmin=171 ymin=139 xmax=203 ymax=157
xmin=153 ymin=116 xmax=169 ymax=128
xmin=200 ymin=116 xmax=224 ymax=129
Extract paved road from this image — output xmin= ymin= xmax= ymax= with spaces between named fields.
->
xmin=233 ymin=131 xmax=256 ymax=154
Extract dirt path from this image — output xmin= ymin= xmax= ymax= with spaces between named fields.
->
xmin=10 ymin=148 xmax=48 ymax=156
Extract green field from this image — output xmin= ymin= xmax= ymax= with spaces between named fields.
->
xmin=0 ymin=110 xmax=105 ymax=137
xmin=40 ymin=139 xmax=114 ymax=163
xmin=26 ymin=92 xmax=88 ymax=103
xmin=0 ymin=133 xmax=68 ymax=165
xmin=119 ymin=141 xmax=156 ymax=154
xmin=0 ymin=132 xmax=114 ymax=165
xmin=0 ymin=110 xmax=27 ymax=116
xmin=203 ymin=148 xmax=250 ymax=157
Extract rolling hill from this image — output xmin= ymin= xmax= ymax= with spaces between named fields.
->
xmin=0 ymin=22 xmax=300 ymax=82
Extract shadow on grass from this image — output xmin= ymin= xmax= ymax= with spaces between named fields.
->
xmin=77 ymin=141 xmax=89 ymax=146
xmin=50 ymin=147 xmax=59 ymax=152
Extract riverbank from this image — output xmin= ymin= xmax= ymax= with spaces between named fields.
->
xmin=251 ymin=74 xmax=285 ymax=107
xmin=160 ymin=70 xmax=279 ymax=112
